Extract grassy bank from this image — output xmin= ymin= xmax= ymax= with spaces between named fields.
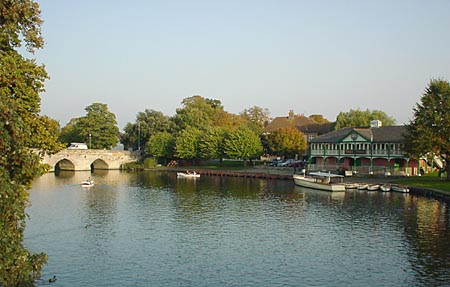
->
xmin=393 ymin=172 xmax=450 ymax=193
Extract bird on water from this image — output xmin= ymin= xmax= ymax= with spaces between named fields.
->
xmin=49 ymin=275 xmax=57 ymax=283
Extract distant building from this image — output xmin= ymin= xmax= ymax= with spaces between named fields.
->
xmin=264 ymin=110 xmax=334 ymax=145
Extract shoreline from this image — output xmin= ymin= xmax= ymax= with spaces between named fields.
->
xmin=145 ymin=165 xmax=450 ymax=202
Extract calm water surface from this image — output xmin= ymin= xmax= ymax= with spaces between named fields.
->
xmin=25 ymin=171 xmax=450 ymax=286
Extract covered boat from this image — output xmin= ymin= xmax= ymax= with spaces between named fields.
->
xmin=293 ymin=172 xmax=345 ymax=192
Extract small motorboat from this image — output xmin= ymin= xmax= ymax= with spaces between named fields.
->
xmin=357 ymin=184 xmax=368 ymax=190
xmin=367 ymin=184 xmax=380 ymax=191
xmin=391 ymin=185 xmax=409 ymax=193
xmin=81 ymin=179 xmax=94 ymax=187
xmin=345 ymin=183 xmax=359 ymax=189
xmin=177 ymin=171 xmax=200 ymax=178
xmin=380 ymin=184 xmax=391 ymax=192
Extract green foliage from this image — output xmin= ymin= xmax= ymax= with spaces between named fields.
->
xmin=404 ymin=79 xmax=450 ymax=180
xmin=146 ymin=131 xmax=175 ymax=159
xmin=334 ymin=109 xmax=396 ymax=130
xmin=121 ymin=109 xmax=174 ymax=151
xmin=266 ymin=127 xmax=306 ymax=158
xmin=309 ymin=114 xmax=329 ymax=123
xmin=240 ymin=106 xmax=270 ymax=134
xmin=198 ymin=127 xmax=226 ymax=160
xmin=60 ymin=103 xmax=119 ymax=149
xmin=171 ymin=95 xmax=225 ymax=131
xmin=223 ymin=126 xmax=263 ymax=164
xmin=144 ymin=157 xmax=158 ymax=168
xmin=59 ymin=118 xmax=83 ymax=145
xmin=0 ymin=1 xmax=61 ymax=285
xmin=175 ymin=126 xmax=203 ymax=159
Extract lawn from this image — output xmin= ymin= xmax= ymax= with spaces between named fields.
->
xmin=393 ymin=172 xmax=450 ymax=192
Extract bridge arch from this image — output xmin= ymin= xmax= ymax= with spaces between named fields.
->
xmin=55 ymin=159 xmax=76 ymax=171
xmin=91 ymin=158 xmax=109 ymax=170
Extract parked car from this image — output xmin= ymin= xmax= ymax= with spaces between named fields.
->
xmin=280 ymin=159 xmax=295 ymax=167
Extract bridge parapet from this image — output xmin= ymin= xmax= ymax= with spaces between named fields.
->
xmin=41 ymin=149 xmax=139 ymax=171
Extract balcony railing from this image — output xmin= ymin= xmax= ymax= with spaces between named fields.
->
xmin=310 ymin=149 xmax=405 ymax=157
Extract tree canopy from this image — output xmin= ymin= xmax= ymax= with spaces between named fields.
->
xmin=334 ymin=108 xmax=396 ymax=130
xmin=60 ymin=103 xmax=119 ymax=149
xmin=266 ymin=127 xmax=306 ymax=158
xmin=404 ymin=79 xmax=450 ymax=180
xmin=146 ymin=131 xmax=175 ymax=161
xmin=121 ymin=109 xmax=173 ymax=151
xmin=0 ymin=0 xmax=61 ymax=285
xmin=223 ymin=126 xmax=263 ymax=165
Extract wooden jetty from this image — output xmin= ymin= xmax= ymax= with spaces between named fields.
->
xmin=179 ymin=169 xmax=293 ymax=180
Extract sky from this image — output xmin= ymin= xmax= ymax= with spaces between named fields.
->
xmin=33 ymin=0 xmax=450 ymax=130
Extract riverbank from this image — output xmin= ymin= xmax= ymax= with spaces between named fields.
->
xmin=151 ymin=165 xmax=450 ymax=202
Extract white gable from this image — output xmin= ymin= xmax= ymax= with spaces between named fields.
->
xmin=341 ymin=132 xmax=368 ymax=142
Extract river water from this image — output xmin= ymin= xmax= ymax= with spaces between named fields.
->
xmin=25 ymin=170 xmax=450 ymax=287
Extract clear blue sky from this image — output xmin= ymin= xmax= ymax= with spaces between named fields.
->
xmin=34 ymin=0 xmax=450 ymax=130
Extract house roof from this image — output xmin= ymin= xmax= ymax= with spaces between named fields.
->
xmin=264 ymin=115 xmax=317 ymax=133
xmin=310 ymin=126 xmax=408 ymax=143
xmin=297 ymin=122 xmax=335 ymax=135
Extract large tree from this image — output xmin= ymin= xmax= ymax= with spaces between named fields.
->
xmin=0 ymin=0 xmax=63 ymax=285
xmin=146 ymin=131 xmax=175 ymax=164
xmin=334 ymin=109 xmax=396 ymax=130
xmin=174 ymin=126 xmax=203 ymax=160
xmin=198 ymin=127 xmax=227 ymax=161
xmin=223 ymin=126 xmax=263 ymax=165
xmin=266 ymin=127 xmax=306 ymax=158
xmin=121 ymin=109 xmax=174 ymax=151
xmin=61 ymin=103 xmax=119 ymax=149
xmin=404 ymin=79 xmax=450 ymax=180
xmin=239 ymin=106 xmax=270 ymax=134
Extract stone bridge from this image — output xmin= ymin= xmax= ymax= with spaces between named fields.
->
xmin=41 ymin=149 xmax=139 ymax=171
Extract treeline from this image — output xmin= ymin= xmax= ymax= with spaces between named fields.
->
xmin=58 ymin=95 xmax=400 ymax=164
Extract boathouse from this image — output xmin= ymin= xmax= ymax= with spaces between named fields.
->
xmin=308 ymin=121 xmax=424 ymax=176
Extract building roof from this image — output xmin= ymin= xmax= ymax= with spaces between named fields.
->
xmin=310 ymin=126 xmax=408 ymax=143
xmin=297 ymin=122 xmax=335 ymax=135
xmin=264 ymin=114 xmax=317 ymax=133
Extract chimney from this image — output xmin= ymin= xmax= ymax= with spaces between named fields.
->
xmin=370 ymin=120 xmax=382 ymax=128
xmin=288 ymin=110 xmax=294 ymax=120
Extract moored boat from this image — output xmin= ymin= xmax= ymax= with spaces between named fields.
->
xmin=391 ymin=185 xmax=409 ymax=193
xmin=345 ymin=183 xmax=359 ymax=189
xmin=293 ymin=172 xmax=345 ymax=192
xmin=357 ymin=184 xmax=368 ymax=190
xmin=380 ymin=184 xmax=391 ymax=192
xmin=177 ymin=171 xmax=200 ymax=178
xmin=367 ymin=184 xmax=380 ymax=191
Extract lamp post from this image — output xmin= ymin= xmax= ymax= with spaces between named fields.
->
xmin=89 ymin=133 xmax=92 ymax=149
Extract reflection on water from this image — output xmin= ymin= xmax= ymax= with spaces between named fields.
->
xmin=25 ymin=171 xmax=450 ymax=287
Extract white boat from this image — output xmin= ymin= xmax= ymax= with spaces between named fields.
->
xmin=380 ymin=184 xmax=391 ymax=192
xmin=81 ymin=180 xmax=94 ymax=187
xmin=357 ymin=184 xmax=368 ymax=190
xmin=367 ymin=184 xmax=380 ymax=191
xmin=293 ymin=172 xmax=346 ymax=192
xmin=345 ymin=183 xmax=359 ymax=189
xmin=391 ymin=185 xmax=409 ymax=193
xmin=177 ymin=171 xmax=200 ymax=178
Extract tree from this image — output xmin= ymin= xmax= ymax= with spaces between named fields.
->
xmin=309 ymin=114 xmax=329 ymax=124
xmin=198 ymin=127 xmax=227 ymax=161
xmin=266 ymin=127 xmax=306 ymax=158
xmin=334 ymin=108 xmax=396 ymax=130
xmin=240 ymin=106 xmax=270 ymax=134
xmin=175 ymin=126 xmax=203 ymax=160
xmin=146 ymin=131 xmax=175 ymax=163
xmin=121 ymin=109 xmax=174 ymax=151
xmin=223 ymin=126 xmax=263 ymax=165
xmin=404 ymin=79 xmax=450 ymax=180
xmin=0 ymin=1 xmax=62 ymax=285
xmin=171 ymin=95 xmax=225 ymax=131
xmin=59 ymin=118 xmax=83 ymax=145
xmin=74 ymin=103 xmax=119 ymax=149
